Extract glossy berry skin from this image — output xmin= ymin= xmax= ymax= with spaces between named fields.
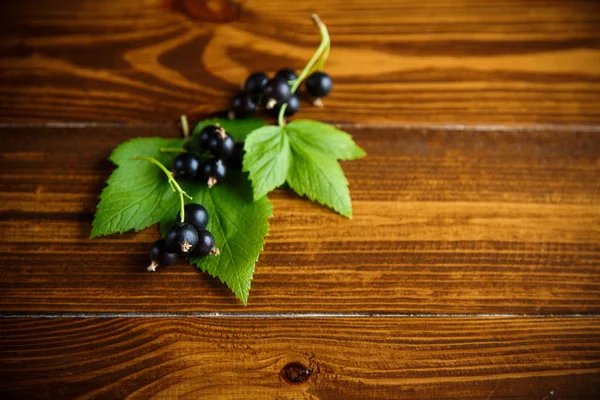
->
xmin=269 ymin=94 xmax=300 ymax=117
xmin=305 ymin=71 xmax=333 ymax=97
xmin=192 ymin=230 xmax=216 ymax=257
xmin=201 ymin=159 xmax=227 ymax=187
xmin=227 ymin=142 xmax=244 ymax=169
xmin=230 ymin=92 xmax=257 ymax=118
xmin=275 ymin=68 xmax=298 ymax=83
xmin=207 ymin=132 xmax=235 ymax=159
xmin=197 ymin=125 xmax=222 ymax=149
xmin=178 ymin=203 xmax=209 ymax=232
xmin=244 ymin=72 xmax=269 ymax=95
xmin=172 ymin=153 xmax=200 ymax=179
xmin=148 ymin=239 xmax=178 ymax=270
xmin=165 ymin=222 xmax=198 ymax=255
xmin=263 ymin=77 xmax=292 ymax=108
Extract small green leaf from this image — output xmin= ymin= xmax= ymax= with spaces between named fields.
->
xmin=192 ymin=118 xmax=265 ymax=142
xmin=243 ymin=126 xmax=291 ymax=201
xmin=286 ymin=120 xmax=365 ymax=160
xmin=243 ymin=119 xmax=362 ymax=218
xmin=287 ymin=141 xmax=352 ymax=218
xmin=91 ymin=138 xmax=185 ymax=238
xmin=160 ymin=171 xmax=273 ymax=304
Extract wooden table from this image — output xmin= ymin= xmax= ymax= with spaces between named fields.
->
xmin=1 ymin=0 xmax=599 ymax=398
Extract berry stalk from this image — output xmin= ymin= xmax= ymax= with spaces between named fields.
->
xmin=278 ymin=14 xmax=330 ymax=125
xmin=132 ymin=156 xmax=192 ymax=222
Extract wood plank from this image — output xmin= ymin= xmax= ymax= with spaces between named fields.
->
xmin=1 ymin=0 xmax=599 ymax=124
xmin=0 ymin=317 xmax=598 ymax=399
xmin=1 ymin=125 xmax=599 ymax=313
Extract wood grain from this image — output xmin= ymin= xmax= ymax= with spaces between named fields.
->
xmin=0 ymin=317 xmax=598 ymax=399
xmin=1 ymin=124 xmax=598 ymax=313
xmin=1 ymin=0 xmax=600 ymax=124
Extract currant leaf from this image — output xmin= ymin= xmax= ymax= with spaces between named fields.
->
xmin=90 ymin=137 xmax=185 ymax=238
xmin=161 ymin=171 xmax=273 ymax=304
xmin=192 ymin=117 xmax=265 ymax=142
xmin=285 ymin=120 xmax=365 ymax=160
xmin=242 ymin=126 xmax=291 ymax=201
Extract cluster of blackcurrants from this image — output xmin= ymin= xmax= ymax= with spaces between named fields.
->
xmin=172 ymin=123 xmax=243 ymax=188
xmin=148 ymin=203 xmax=218 ymax=272
xmin=229 ymin=68 xmax=333 ymax=119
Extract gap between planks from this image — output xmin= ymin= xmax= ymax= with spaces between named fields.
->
xmin=2 ymin=312 xmax=600 ymax=319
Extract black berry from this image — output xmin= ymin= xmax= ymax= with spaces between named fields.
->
xmin=192 ymin=230 xmax=217 ymax=257
xmin=165 ymin=222 xmax=199 ymax=255
xmin=244 ymin=72 xmax=269 ymax=95
xmin=275 ymin=68 xmax=298 ymax=83
xmin=305 ymin=71 xmax=333 ymax=98
xmin=207 ymin=132 xmax=235 ymax=159
xmin=230 ymin=92 xmax=257 ymax=119
xmin=269 ymin=94 xmax=300 ymax=117
xmin=172 ymin=153 xmax=200 ymax=179
xmin=227 ymin=142 xmax=244 ymax=169
xmin=148 ymin=239 xmax=178 ymax=271
xmin=197 ymin=125 xmax=224 ymax=149
xmin=201 ymin=158 xmax=227 ymax=188
xmin=178 ymin=203 xmax=209 ymax=232
xmin=263 ymin=77 xmax=292 ymax=109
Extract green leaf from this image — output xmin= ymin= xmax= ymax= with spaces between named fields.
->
xmin=242 ymin=126 xmax=291 ymax=201
xmin=192 ymin=118 xmax=266 ymax=142
xmin=286 ymin=120 xmax=365 ymax=160
xmin=287 ymin=141 xmax=352 ymax=218
xmin=243 ymin=119 xmax=364 ymax=218
xmin=91 ymin=137 xmax=185 ymax=238
xmin=161 ymin=171 xmax=272 ymax=304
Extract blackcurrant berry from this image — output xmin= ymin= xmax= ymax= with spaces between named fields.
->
xmin=275 ymin=68 xmax=298 ymax=83
xmin=305 ymin=71 xmax=333 ymax=98
xmin=201 ymin=159 xmax=227 ymax=188
xmin=192 ymin=229 xmax=217 ymax=257
xmin=178 ymin=203 xmax=209 ymax=232
xmin=148 ymin=239 xmax=178 ymax=272
xmin=165 ymin=222 xmax=199 ymax=255
xmin=227 ymin=142 xmax=244 ymax=169
xmin=263 ymin=77 xmax=292 ymax=109
xmin=268 ymin=94 xmax=300 ymax=117
xmin=244 ymin=72 xmax=269 ymax=95
xmin=207 ymin=132 xmax=235 ymax=159
xmin=229 ymin=92 xmax=257 ymax=119
xmin=195 ymin=124 xmax=222 ymax=149
xmin=172 ymin=153 xmax=200 ymax=179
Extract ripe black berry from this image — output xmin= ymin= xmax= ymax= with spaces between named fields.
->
xmin=207 ymin=132 xmax=235 ymax=159
xmin=229 ymin=92 xmax=257 ymax=119
xmin=201 ymin=158 xmax=227 ymax=188
xmin=197 ymin=125 xmax=224 ymax=149
xmin=178 ymin=203 xmax=209 ymax=232
xmin=148 ymin=239 xmax=178 ymax=272
xmin=263 ymin=77 xmax=292 ymax=109
xmin=305 ymin=71 xmax=333 ymax=98
xmin=172 ymin=153 xmax=200 ymax=179
xmin=268 ymin=94 xmax=300 ymax=117
xmin=244 ymin=72 xmax=269 ymax=95
xmin=192 ymin=230 xmax=217 ymax=257
xmin=275 ymin=68 xmax=298 ymax=83
xmin=165 ymin=222 xmax=199 ymax=255
xmin=227 ymin=142 xmax=244 ymax=169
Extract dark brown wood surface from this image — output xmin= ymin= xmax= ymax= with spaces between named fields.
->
xmin=1 ymin=317 xmax=599 ymax=400
xmin=1 ymin=0 xmax=600 ymax=124
xmin=1 ymin=0 xmax=600 ymax=398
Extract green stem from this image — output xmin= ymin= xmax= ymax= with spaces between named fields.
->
xmin=278 ymin=14 xmax=330 ymax=126
xmin=133 ymin=156 xmax=192 ymax=223
xmin=180 ymin=115 xmax=189 ymax=139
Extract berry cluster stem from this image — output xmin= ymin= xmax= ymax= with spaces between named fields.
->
xmin=278 ymin=14 xmax=330 ymax=126
xmin=133 ymin=156 xmax=192 ymax=223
